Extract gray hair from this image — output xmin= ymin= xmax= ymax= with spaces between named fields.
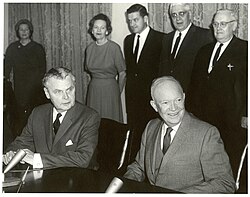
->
xmin=215 ymin=9 xmax=238 ymax=21
xmin=42 ymin=67 xmax=76 ymax=88
xmin=151 ymin=76 xmax=184 ymax=101
xmin=169 ymin=3 xmax=191 ymax=14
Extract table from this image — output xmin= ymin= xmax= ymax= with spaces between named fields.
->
xmin=3 ymin=167 xmax=180 ymax=193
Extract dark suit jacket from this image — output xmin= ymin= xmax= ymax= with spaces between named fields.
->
xmin=124 ymin=27 xmax=165 ymax=124
xmin=159 ymin=24 xmax=213 ymax=93
xmin=189 ymin=36 xmax=247 ymax=133
xmin=124 ymin=112 xmax=235 ymax=193
xmin=6 ymin=102 xmax=100 ymax=169
xmin=188 ymin=36 xmax=247 ymax=177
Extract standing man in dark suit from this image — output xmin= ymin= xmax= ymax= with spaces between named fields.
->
xmin=3 ymin=67 xmax=100 ymax=169
xmin=124 ymin=76 xmax=235 ymax=193
xmin=124 ymin=4 xmax=165 ymax=160
xmin=188 ymin=9 xmax=247 ymax=181
xmin=159 ymin=3 xmax=213 ymax=94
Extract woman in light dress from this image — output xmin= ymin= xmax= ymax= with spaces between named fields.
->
xmin=85 ymin=14 xmax=126 ymax=123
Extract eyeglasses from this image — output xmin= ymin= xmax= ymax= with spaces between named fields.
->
xmin=212 ymin=20 xmax=236 ymax=28
xmin=170 ymin=11 xmax=187 ymax=19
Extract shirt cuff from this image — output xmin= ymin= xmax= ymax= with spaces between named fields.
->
xmin=33 ymin=153 xmax=43 ymax=169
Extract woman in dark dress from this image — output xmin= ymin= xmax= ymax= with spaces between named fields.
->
xmin=4 ymin=19 xmax=47 ymax=137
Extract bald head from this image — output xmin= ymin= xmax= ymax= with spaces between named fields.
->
xmin=151 ymin=76 xmax=184 ymax=101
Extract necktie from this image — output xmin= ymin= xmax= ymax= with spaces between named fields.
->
xmin=212 ymin=43 xmax=223 ymax=67
xmin=163 ymin=127 xmax=173 ymax=154
xmin=134 ymin=35 xmax=140 ymax=63
xmin=53 ymin=113 xmax=62 ymax=134
xmin=171 ymin=32 xmax=181 ymax=60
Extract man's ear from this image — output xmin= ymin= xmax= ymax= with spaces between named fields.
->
xmin=43 ymin=87 xmax=50 ymax=99
xmin=232 ymin=21 xmax=237 ymax=32
xmin=143 ymin=15 xmax=149 ymax=25
xmin=150 ymin=100 xmax=158 ymax=112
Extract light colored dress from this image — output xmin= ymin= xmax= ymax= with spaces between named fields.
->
xmin=85 ymin=40 xmax=126 ymax=122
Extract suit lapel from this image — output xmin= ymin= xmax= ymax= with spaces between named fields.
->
xmin=159 ymin=112 xmax=191 ymax=171
xmin=127 ymin=34 xmax=135 ymax=58
xmin=45 ymin=105 xmax=54 ymax=152
xmin=209 ymin=38 xmax=237 ymax=74
xmin=175 ymin=24 xmax=195 ymax=60
xmin=137 ymin=28 xmax=153 ymax=64
xmin=53 ymin=106 xmax=74 ymax=146
xmin=214 ymin=36 xmax=236 ymax=66
xmin=150 ymin=121 xmax=164 ymax=176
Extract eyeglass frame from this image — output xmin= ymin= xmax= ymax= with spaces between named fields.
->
xmin=170 ymin=11 xmax=188 ymax=19
xmin=212 ymin=20 xmax=236 ymax=28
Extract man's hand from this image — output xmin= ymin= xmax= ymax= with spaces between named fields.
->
xmin=2 ymin=150 xmax=16 ymax=165
xmin=241 ymin=116 xmax=248 ymax=129
xmin=21 ymin=149 xmax=35 ymax=166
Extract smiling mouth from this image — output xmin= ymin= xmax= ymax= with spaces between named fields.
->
xmin=168 ymin=112 xmax=179 ymax=117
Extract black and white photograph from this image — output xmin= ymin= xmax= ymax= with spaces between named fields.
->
xmin=1 ymin=1 xmax=248 ymax=194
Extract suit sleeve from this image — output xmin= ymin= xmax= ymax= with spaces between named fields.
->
xmin=5 ymin=112 xmax=36 ymax=152
xmin=182 ymin=126 xmax=236 ymax=193
xmin=123 ymin=123 xmax=149 ymax=182
xmin=41 ymin=112 xmax=100 ymax=169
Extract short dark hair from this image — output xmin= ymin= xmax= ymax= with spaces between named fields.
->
xmin=126 ymin=4 xmax=148 ymax=17
xmin=88 ymin=13 xmax=112 ymax=40
xmin=42 ymin=67 xmax=76 ymax=88
xmin=15 ymin=19 xmax=34 ymax=39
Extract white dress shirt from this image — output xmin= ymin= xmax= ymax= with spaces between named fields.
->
xmin=208 ymin=37 xmax=233 ymax=73
xmin=33 ymin=108 xmax=67 ymax=169
xmin=171 ymin=22 xmax=192 ymax=58
xmin=161 ymin=122 xmax=181 ymax=150
xmin=133 ymin=26 xmax=150 ymax=62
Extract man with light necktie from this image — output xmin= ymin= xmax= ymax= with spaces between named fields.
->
xmin=188 ymin=9 xmax=247 ymax=184
xmin=159 ymin=3 xmax=213 ymax=94
xmin=124 ymin=76 xmax=235 ymax=193
xmin=3 ymin=67 xmax=100 ymax=169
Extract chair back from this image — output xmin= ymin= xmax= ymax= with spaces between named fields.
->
xmin=235 ymin=143 xmax=248 ymax=193
xmin=97 ymin=118 xmax=132 ymax=176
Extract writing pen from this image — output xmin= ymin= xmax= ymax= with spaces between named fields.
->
xmin=17 ymin=166 xmax=30 ymax=193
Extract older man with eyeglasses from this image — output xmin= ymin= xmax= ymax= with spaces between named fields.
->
xmin=159 ymin=3 xmax=213 ymax=94
xmin=188 ymin=9 xmax=247 ymax=188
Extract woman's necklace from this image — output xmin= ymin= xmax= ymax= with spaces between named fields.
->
xmin=20 ymin=39 xmax=31 ymax=46
xmin=96 ymin=39 xmax=108 ymax=46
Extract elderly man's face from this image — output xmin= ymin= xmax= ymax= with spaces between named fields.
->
xmin=170 ymin=4 xmax=191 ymax=32
xmin=44 ymin=75 xmax=76 ymax=113
xmin=150 ymin=81 xmax=185 ymax=127
xmin=213 ymin=12 xmax=236 ymax=43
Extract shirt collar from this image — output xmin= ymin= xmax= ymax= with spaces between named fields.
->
xmin=53 ymin=108 xmax=67 ymax=122
xmin=216 ymin=36 xmax=233 ymax=49
xmin=162 ymin=121 xmax=181 ymax=133
xmin=136 ymin=25 xmax=150 ymax=39
xmin=174 ymin=22 xmax=192 ymax=38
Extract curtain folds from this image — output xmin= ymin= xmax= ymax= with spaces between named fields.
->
xmin=7 ymin=3 xmax=112 ymax=104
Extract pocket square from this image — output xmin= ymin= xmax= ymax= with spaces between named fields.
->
xmin=66 ymin=140 xmax=73 ymax=146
